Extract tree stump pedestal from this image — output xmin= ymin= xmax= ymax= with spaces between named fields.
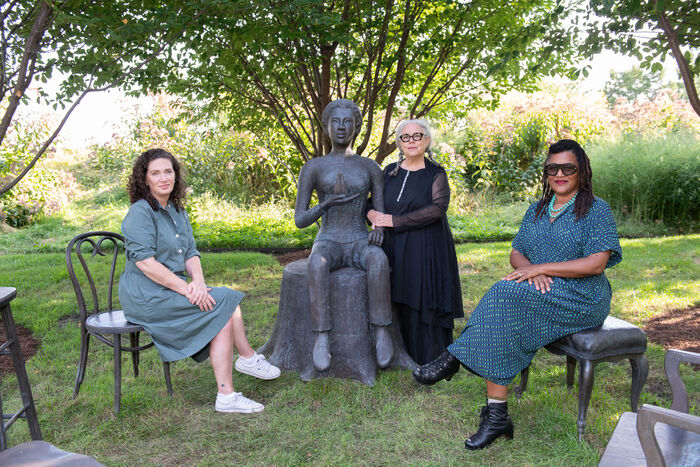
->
xmin=259 ymin=259 xmax=416 ymax=385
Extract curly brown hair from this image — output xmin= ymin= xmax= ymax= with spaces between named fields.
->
xmin=127 ymin=148 xmax=187 ymax=211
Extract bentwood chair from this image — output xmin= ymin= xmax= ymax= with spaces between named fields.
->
xmin=599 ymin=349 xmax=700 ymax=466
xmin=66 ymin=231 xmax=172 ymax=415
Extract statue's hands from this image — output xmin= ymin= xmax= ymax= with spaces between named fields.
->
xmin=320 ymin=192 xmax=361 ymax=210
xmin=369 ymin=226 xmax=384 ymax=246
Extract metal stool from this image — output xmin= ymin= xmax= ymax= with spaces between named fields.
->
xmin=0 ymin=287 xmax=41 ymax=451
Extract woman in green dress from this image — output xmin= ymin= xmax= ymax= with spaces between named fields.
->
xmin=412 ymin=139 xmax=622 ymax=450
xmin=118 ymin=148 xmax=280 ymax=414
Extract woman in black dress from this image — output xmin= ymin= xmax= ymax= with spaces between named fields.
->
xmin=367 ymin=119 xmax=463 ymax=365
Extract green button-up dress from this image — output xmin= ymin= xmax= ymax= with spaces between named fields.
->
xmin=118 ymin=199 xmax=244 ymax=362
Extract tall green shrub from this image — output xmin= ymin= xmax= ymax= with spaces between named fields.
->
xmin=88 ymin=97 xmax=301 ymax=204
xmin=590 ymin=133 xmax=700 ymax=226
xmin=440 ymin=87 xmax=612 ymax=199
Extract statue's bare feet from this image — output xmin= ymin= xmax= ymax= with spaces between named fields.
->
xmin=313 ymin=331 xmax=331 ymax=371
xmin=374 ymin=325 xmax=393 ymax=368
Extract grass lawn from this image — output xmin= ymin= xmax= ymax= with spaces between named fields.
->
xmin=0 ymin=235 xmax=698 ymax=465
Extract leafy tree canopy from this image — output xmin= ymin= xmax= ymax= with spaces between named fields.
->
xmin=580 ymin=0 xmax=700 ymax=116
xmin=1 ymin=0 xmax=206 ymax=195
xmin=104 ymin=0 xmax=582 ymax=164
xmin=2 ymin=0 xmax=587 ymax=196
xmin=603 ymin=66 xmax=664 ymax=106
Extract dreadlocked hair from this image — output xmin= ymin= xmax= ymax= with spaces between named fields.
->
xmin=534 ymin=139 xmax=594 ymax=222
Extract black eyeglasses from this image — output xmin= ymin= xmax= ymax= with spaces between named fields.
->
xmin=398 ymin=132 xmax=425 ymax=142
xmin=544 ymin=163 xmax=577 ymax=176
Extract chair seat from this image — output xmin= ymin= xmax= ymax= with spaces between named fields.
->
xmin=85 ymin=310 xmax=144 ymax=334
xmin=547 ymin=315 xmax=647 ymax=360
xmin=0 ymin=440 xmax=105 ymax=466
xmin=599 ymin=411 xmax=700 ymax=466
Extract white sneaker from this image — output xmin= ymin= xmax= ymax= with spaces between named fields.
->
xmin=235 ymin=353 xmax=281 ymax=380
xmin=215 ymin=392 xmax=264 ymax=413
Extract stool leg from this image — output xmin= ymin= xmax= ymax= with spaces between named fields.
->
xmin=163 ymin=362 xmax=173 ymax=397
xmin=566 ymin=356 xmax=577 ymax=390
xmin=0 ymin=390 xmax=6 ymax=451
xmin=576 ymin=359 xmax=595 ymax=440
xmin=113 ymin=333 xmax=122 ymax=416
xmin=629 ymin=355 xmax=648 ymax=412
xmin=2 ymin=302 xmax=42 ymax=442
xmin=514 ymin=366 xmax=529 ymax=399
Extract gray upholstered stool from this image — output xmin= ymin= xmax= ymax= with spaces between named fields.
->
xmin=0 ymin=440 xmax=105 ymax=466
xmin=514 ymin=315 xmax=648 ymax=439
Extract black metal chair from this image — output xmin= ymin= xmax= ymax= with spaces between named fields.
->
xmin=599 ymin=349 xmax=700 ymax=466
xmin=66 ymin=231 xmax=172 ymax=415
xmin=514 ymin=315 xmax=648 ymax=439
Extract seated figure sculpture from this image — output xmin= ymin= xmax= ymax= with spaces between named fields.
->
xmin=294 ymin=99 xmax=393 ymax=372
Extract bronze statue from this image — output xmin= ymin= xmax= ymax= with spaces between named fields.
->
xmin=294 ymin=99 xmax=393 ymax=372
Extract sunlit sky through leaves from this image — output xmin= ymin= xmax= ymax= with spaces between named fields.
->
xmin=30 ymin=51 xmax=675 ymax=149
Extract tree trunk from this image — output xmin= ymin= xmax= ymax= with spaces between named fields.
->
xmin=655 ymin=1 xmax=700 ymax=118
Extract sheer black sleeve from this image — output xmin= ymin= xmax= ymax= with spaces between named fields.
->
xmin=393 ymin=171 xmax=449 ymax=232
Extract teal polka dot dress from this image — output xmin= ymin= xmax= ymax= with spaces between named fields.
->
xmin=447 ymin=196 xmax=622 ymax=386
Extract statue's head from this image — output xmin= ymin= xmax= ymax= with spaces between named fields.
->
xmin=321 ymin=99 xmax=362 ymax=140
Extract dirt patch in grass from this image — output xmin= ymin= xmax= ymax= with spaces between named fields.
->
xmin=0 ymin=320 xmax=40 ymax=376
xmin=276 ymin=248 xmax=311 ymax=266
xmin=643 ymin=303 xmax=700 ymax=354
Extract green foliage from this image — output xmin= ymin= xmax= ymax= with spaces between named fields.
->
xmin=0 ymin=1 xmax=214 ymax=199
xmin=436 ymin=88 xmax=610 ymax=199
xmin=136 ymin=0 xmax=583 ymax=164
xmin=88 ymin=98 xmax=301 ymax=204
xmin=582 ymin=0 xmax=700 ymax=116
xmin=0 ymin=112 xmax=76 ymax=227
xmin=583 ymin=0 xmax=699 ymax=76
xmin=604 ymin=66 xmax=665 ymax=106
xmin=590 ymin=132 xmax=700 ymax=227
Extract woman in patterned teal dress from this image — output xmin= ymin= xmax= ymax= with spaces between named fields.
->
xmin=119 ymin=149 xmax=280 ymax=414
xmin=412 ymin=139 xmax=622 ymax=450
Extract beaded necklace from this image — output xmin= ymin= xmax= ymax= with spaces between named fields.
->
xmin=548 ymin=192 xmax=577 ymax=218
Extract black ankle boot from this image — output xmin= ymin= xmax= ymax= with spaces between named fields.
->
xmin=412 ymin=350 xmax=460 ymax=385
xmin=464 ymin=401 xmax=514 ymax=450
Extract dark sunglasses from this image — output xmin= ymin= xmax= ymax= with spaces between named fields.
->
xmin=544 ymin=163 xmax=577 ymax=176
xmin=398 ymin=132 xmax=425 ymax=142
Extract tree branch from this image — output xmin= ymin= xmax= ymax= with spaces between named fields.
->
xmin=0 ymin=5 xmax=207 ymax=195
xmin=655 ymin=0 xmax=700 ymax=117
xmin=0 ymin=0 xmax=52 ymax=145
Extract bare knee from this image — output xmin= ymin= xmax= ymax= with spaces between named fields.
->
xmin=215 ymin=316 xmax=234 ymax=339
